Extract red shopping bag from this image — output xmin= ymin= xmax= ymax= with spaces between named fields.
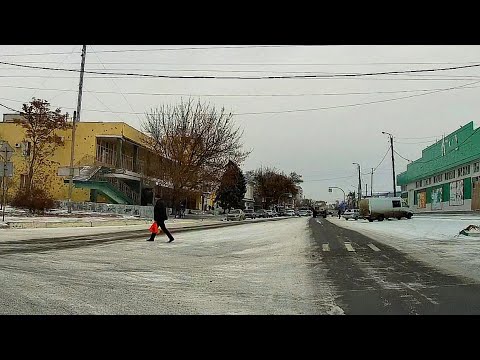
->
xmin=149 ymin=221 xmax=159 ymax=234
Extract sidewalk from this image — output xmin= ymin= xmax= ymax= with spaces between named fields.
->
xmin=0 ymin=216 xmax=290 ymax=243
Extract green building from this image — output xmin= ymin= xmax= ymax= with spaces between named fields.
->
xmin=397 ymin=121 xmax=480 ymax=212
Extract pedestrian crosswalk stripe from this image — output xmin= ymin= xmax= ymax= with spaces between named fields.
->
xmin=367 ymin=243 xmax=381 ymax=252
xmin=322 ymin=243 xmax=330 ymax=252
xmin=344 ymin=242 xmax=355 ymax=252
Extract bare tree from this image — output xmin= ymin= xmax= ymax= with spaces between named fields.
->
xmin=142 ymin=98 xmax=250 ymax=210
xmin=250 ymin=167 xmax=298 ymax=209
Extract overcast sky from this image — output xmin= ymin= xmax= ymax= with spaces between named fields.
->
xmin=1 ymin=45 xmax=480 ymax=203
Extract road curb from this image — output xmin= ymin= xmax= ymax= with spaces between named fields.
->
xmin=5 ymin=219 xmax=152 ymax=229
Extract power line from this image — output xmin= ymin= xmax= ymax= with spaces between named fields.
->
xmin=234 ymin=80 xmax=480 ymax=116
xmin=0 ymin=45 xmax=311 ymax=57
xmin=395 ymin=139 xmax=437 ymax=145
xmin=4 ymin=83 xmax=480 ymax=97
xmin=395 ymin=135 xmax=443 ymax=140
xmin=2 ymin=60 xmax=480 ymax=80
xmin=0 ymin=102 xmax=19 ymax=112
xmin=302 ymin=174 xmax=357 ymax=182
xmin=30 ymin=45 xmax=78 ymax=100
xmin=374 ymin=147 xmax=391 ymax=171
xmin=88 ymin=45 xmax=140 ymax=124
xmin=1 ymin=74 xmax=479 ymax=81
xmin=2 ymin=79 xmax=479 ymax=117
xmin=5 ymin=59 xmax=480 ymax=66
xmin=393 ymin=150 xmax=413 ymax=162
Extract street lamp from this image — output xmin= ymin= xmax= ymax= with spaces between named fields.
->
xmin=382 ymin=131 xmax=396 ymax=197
xmin=352 ymin=162 xmax=361 ymax=205
xmin=328 ymin=186 xmax=346 ymax=203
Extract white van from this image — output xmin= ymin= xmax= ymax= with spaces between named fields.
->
xmin=359 ymin=197 xmax=413 ymax=222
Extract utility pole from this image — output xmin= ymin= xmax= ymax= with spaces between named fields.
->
xmin=2 ymin=147 xmax=7 ymax=221
xmin=371 ymin=168 xmax=373 ymax=197
xmin=353 ymin=163 xmax=361 ymax=205
xmin=366 ymin=183 xmax=368 ymax=197
xmin=68 ymin=45 xmax=87 ymax=213
xmin=382 ymin=131 xmax=396 ymax=197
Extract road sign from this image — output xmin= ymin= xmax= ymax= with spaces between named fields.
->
xmin=0 ymin=142 xmax=15 ymax=161
xmin=0 ymin=162 xmax=13 ymax=177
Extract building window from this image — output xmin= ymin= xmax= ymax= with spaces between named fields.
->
xmin=474 ymin=162 xmax=480 ymax=173
xmin=445 ymin=170 xmax=455 ymax=181
xmin=415 ymin=181 xmax=421 ymax=188
xmin=434 ymin=174 xmax=443 ymax=183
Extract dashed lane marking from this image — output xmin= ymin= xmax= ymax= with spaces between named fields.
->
xmin=322 ymin=243 xmax=330 ymax=252
xmin=344 ymin=242 xmax=355 ymax=252
xmin=367 ymin=243 xmax=381 ymax=252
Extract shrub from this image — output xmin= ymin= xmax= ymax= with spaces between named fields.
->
xmin=10 ymin=187 xmax=55 ymax=214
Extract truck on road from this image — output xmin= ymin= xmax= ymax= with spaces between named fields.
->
xmin=359 ymin=197 xmax=413 ymax=222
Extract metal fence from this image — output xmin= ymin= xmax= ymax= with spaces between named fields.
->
xmin=55 ymin=201 xmax=159 ymax=219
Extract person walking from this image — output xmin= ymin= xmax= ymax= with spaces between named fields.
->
xmin=338 ymin=208 xmax=342 ymax=219
xmin=147 ymin=198 xmax=175 ymax=243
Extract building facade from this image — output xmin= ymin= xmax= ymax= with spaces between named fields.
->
xmin=397 ymin=121 xmax=480 ymax=212
xmin=0 ymin=115 xmax=203 ymax=209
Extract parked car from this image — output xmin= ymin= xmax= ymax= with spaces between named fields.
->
xmin=243 ymin=208 xmax=256 ymax=219
xmin=226 ymin=209 xmax=246 ymax=221
xmin=342 ymin=209 xmax=360 ymax=220
xmin=285 ymin=209 xmax=296 ymax=216
xmin=298 ymin=209 xmax=309 ymax=216
xmin=265 ymin=210 xmax=274 ymax=218
xmin=359 ymin=197 xmax=413 ymax=222
xmin=271 ymin=210 xmax=278 ymax=217
xmin=254 ymin=209 xmax=269 ymax=218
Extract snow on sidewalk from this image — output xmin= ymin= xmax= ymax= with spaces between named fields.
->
xmin=327 ymin=216 xmax=480 ymax=283
xmin=0 ymin=218 xmax=213 ymax=242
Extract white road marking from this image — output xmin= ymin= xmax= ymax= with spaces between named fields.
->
xmin=344 ymin=242 xmax=355 ymax=252
xmin=322 ymin=243 xmax=330 ymax=252
xmin=316 ymin=219 xmax=323 ymax=225
xmin=367 ymin=243 xmax=381 ymax=252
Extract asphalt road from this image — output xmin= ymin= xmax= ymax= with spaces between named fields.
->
xmin=2 ymin=216 xmax=480 ymax=314
xmin=0 ymin=217 xmax=340 ymax=315
xmin=309 ymin=217 xmax=480 ymax=314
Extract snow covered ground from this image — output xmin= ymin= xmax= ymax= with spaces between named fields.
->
xmin=327 ymin=215 xmax=480 ymax=283
xmin=0 ymin=206 xmax=140 ymax=224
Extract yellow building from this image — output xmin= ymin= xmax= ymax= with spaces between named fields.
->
xmin=0 ymin=114 xmax=203 ymax=209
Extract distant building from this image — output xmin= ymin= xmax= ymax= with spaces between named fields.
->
xmin=397 ymin=121 xmax=480 ymax=212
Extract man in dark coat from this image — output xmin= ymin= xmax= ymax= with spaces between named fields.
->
xmin=147 ymin=198 xmax=175 ymax=242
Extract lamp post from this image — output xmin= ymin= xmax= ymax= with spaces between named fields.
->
xmin=328 ymin=186 xmax=346 ymax=203
xmin=352 ymin=162 xmax=361 ymax=206
xmin=382 ymin=131 xmax=396 ymax=197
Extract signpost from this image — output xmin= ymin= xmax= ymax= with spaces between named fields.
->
xmin=0 ymin=142 xmax=15 ymax=222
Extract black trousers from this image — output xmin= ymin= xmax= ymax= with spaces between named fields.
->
xmin=149 ymin=220 xmax=174 ymax=241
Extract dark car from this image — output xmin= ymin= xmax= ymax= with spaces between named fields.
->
xmin=254 ymin=209 xmax=269 ymax=218
xmin=244 ymin=208 xmax=257 ymax=219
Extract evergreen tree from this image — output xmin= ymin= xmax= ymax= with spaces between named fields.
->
xmin=216 ymin=161 xmax=247 ymax=212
